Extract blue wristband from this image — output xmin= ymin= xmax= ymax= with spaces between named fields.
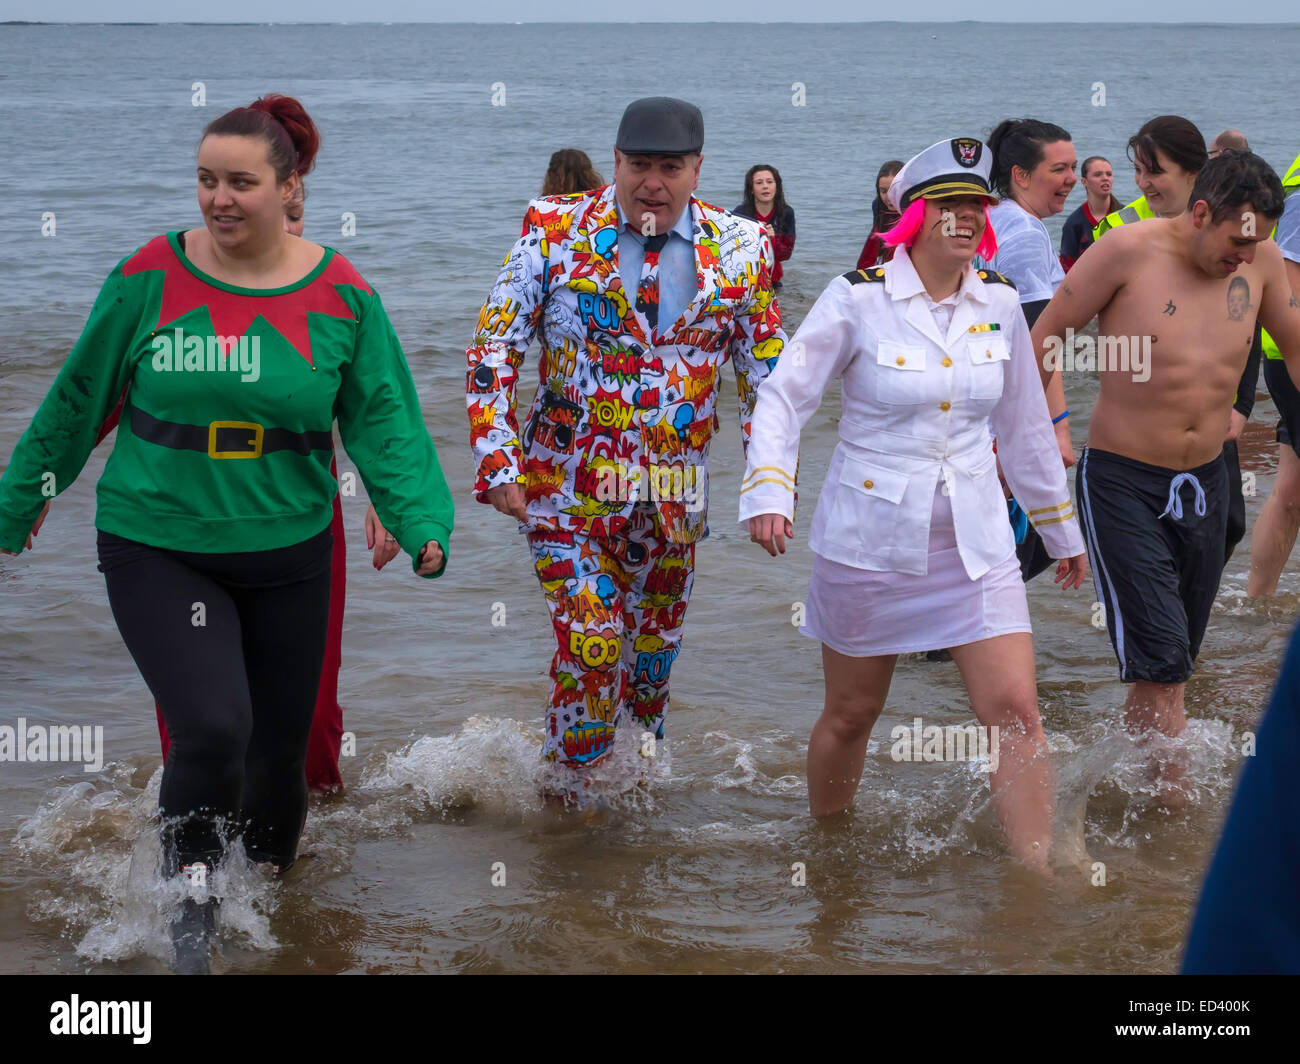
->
xmin=1052 ymin=410 xmax=1070 ymax=425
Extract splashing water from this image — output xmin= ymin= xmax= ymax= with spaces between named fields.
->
xmin=14 ymin=764 xmax=279 ymax=966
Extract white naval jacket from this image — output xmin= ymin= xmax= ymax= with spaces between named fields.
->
xmin=738 ymin=247 xmax=1085 ymax=579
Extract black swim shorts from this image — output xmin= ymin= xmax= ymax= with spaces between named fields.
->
xmin=1076 ymin=447 xmax=1228 ymax=684
xmin=1264 ymin=356 xmax=1300 ymax=458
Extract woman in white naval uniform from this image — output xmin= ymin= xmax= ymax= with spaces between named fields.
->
xmin=740 ymin=139 xmax=1088 ymax=874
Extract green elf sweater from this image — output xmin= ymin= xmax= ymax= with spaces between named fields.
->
xmin=0 ymin=233 xmax=453 ymax=576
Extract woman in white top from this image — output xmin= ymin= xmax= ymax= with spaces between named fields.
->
xmin=984 ymin=119 xmax=1077 ymax=324
xmin=740 ymin=138 xmax=1088 ymax=874
xmin=981 ymin=119 xmax=1079 ymax=577
xmin=983 ymin=119 xmax=1076 ymax=463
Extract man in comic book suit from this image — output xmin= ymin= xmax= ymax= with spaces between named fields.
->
xmin=467 ymin=97 xmax=786 ymax=797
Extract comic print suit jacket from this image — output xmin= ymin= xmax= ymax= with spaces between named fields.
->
xmin=467 ymin=185 xmax=786 ymax=544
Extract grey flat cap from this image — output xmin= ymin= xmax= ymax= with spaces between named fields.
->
xmin=615 ymin=97 xmax=704 ymax=155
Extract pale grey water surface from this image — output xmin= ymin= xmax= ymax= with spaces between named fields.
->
xmin=1 ymin=22 xmax=1298 ymax=973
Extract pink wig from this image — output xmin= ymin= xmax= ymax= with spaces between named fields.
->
xmin=881 ymin=198 xmax=998 ymax=260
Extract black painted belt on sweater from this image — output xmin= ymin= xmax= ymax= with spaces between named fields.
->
xmin=130 ymin=406 xmax=333 ymax=459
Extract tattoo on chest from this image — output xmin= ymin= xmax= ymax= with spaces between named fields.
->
xmin=1162 ymin=300 xmax=1177 ymax=316
xmin=1227 ymin=276 xmax=1252 ymax=322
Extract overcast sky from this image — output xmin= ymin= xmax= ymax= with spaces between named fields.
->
xmin=1 ymin=1 xmax=1297 ymax=22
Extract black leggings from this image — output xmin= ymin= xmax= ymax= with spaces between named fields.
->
xmin=97 ymin=528 xmax=333 ymax=871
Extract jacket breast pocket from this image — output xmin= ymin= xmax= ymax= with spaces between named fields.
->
xmin=823 ymin=454 xmax=909 ymax=549
xmin=967 ymin=335 xmax=1010 ymax=399
xmin=875 ymin=342 xmax=929 ymax=405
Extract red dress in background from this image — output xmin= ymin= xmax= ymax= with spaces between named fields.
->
xmin=732 ymin=202 xmax=796 ymax=285
xmin=753 ymin=207 xmax=796 ymax=285
xmin=857 ymin=229 xmax=898 ymax=270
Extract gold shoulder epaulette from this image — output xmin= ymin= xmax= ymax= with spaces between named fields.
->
xmin=977 ymin=269 xmax=1017 ymax=290
xmin=843 ymin=267 xmax=886 ymax=284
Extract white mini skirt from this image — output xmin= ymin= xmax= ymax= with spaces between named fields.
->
xmin=801 ymin=486 xmax=1032 ymax=657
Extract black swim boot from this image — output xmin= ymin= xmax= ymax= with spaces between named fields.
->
xmin=164 ymin=847 xmax=221 ymax=976
xmin=242 ymin=809 xmax=303 ymax=878
xmin=247 ymin=853 xmax=297 ymax=877
xmin=171 ymin=884 xmax=218 ymax=976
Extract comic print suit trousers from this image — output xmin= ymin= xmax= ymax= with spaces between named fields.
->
xmin=527 ymin=501 xmax=694 ymax=770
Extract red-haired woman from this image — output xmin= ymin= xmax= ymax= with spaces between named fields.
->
xmin=24 ymin=158 xmax=405 ymax=801
xmin=160 ymin=171 xmax=406 ymax=793
xmin=0 ymin=94 xmax=454 ymax=969
xmin=739 ymin=139 xmax=1087 ymax=875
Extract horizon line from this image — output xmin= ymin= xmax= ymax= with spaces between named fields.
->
xmin=4 ymin=18 xmax=1300 ymax=26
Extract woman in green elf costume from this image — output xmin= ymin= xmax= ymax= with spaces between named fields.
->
xmin=0 ymin=94 xmax=454 ymax=973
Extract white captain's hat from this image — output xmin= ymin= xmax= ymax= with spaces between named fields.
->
xmin=889 ymin=138 xmax=997 ymax=212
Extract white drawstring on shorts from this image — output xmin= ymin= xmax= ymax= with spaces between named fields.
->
xmin=1158 ymin=472 xmax=1207 ymax=520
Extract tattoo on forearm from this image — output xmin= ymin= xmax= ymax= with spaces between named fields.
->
xmin=1062 ymin=284 xmax=1074 ymax=297
xmin=1226 ymin=277 xmax=1251 ymax=321
xmin=1162 ymin=299 xmax=1177 ymax=316
xmin=1290 ymin=293 xmax=1299 ymax=309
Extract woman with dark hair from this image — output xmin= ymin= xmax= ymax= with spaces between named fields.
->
xmin=984 ymin=119 xmax=1077 ymax=330
xmin=541 ymin=148 xmax=603 ymax=196
xmin=27 ymin=167 xmax=406 ymax=800
xmin=1059 ymin=156 xmax=1122 ymax=272
xmin=981 ymin=119 xmax=1078 ymax=577
xmin=733 ymin=163 xmax=796 ymax=287
xmin=1094 ymin=115 xmax=1208 ymax=236
xmin=0 ymin=94 xmax=455 ymax=972
xmin=857 ymin=159 xmax=904 ymax=270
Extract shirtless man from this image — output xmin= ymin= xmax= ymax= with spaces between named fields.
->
xmin=1032 ymin=151 xmax=1300 ymax=757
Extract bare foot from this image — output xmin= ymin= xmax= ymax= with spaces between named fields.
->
xmin=1154 ymin=773 xmax=1193 ymax=811
xmin=1150 ymin=744 xmax=1192 ymax=811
